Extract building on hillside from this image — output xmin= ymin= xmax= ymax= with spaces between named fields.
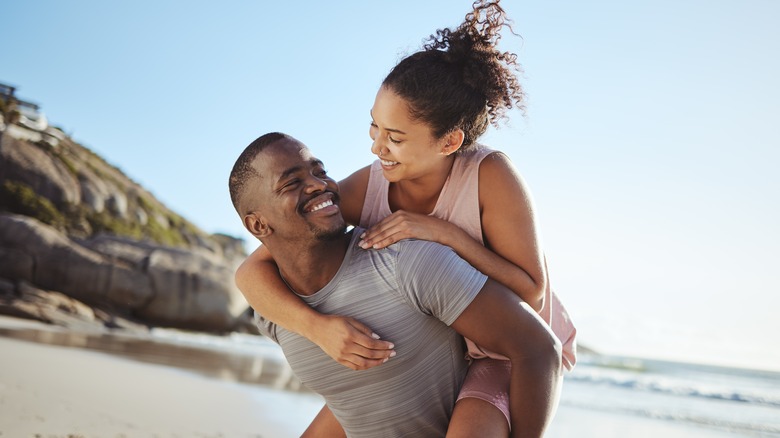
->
xmin=0 ymin=83 xmax=16 ymax=98
xmin=0 ymin=82 xmax=48 ymax=132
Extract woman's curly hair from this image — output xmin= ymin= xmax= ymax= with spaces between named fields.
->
xmin=382 ymin=0 xmax=525 ymax=150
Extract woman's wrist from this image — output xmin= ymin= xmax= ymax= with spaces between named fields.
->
xmin=438 ymin=222 xmax=465 ymax=250
xmin=299 ymin=309 xmax=328 ymax=341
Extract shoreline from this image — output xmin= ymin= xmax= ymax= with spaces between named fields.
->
xmin=1 ymin=316 xmax=769 ymax=438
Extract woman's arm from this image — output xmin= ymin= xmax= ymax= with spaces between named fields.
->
xmin=468 ymin=151 xmax=547 ymax=310
xmin=235 ymin=166 xmax=395 ymax=370
xmin=357 ymin=153 xmax=547 ymax=311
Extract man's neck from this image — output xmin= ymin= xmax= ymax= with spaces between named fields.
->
xmin=274 ymin=230 xmax=353 ymax=296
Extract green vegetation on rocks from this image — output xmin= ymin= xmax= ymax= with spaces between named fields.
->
xmin=0 ymin=93 xmax=247 ymax=256
xmin=0 ymin=180 xmax=66 ymax=229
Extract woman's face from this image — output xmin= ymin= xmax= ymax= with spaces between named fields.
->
xmin=369 ymin=86 xmax=451 ymax=183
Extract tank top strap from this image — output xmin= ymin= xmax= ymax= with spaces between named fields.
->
xmin=359 ymin=160 xmax=391 ymax=228
xmin=431 ymin=146 xmax=497 ymax=245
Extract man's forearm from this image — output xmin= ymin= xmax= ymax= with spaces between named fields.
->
xmin=507 ymin=348 xmax=562 ymax=437
xmin=450 ymin=278 xmax=562 ymax=437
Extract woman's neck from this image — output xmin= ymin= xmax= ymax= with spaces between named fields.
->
xmin=389 ymin=156 xmax=455 ymax=215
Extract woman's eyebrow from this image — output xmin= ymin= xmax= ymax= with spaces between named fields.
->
xmin=369 ymin=110 xmax=407 ymax=135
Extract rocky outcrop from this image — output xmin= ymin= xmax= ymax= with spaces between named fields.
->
xmin=0 ymin=277 xmax=149 ymax=332
xmin=0 ymin=111 xmax=253 ymax=333
xmin=0 ymin=213 xmax=249 ymax=332
xmin=0 ymin=134 xmax=80 ymax=207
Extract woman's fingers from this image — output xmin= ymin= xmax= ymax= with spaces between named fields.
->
xmin=360 ymin=213 xmax=413 ymax=248
xmin=360 ymin=211 xmax=439 ymax=249
xmin=317 ymin=315 xmax=396 ymax=370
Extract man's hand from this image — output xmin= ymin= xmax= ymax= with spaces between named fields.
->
xmin=310 ymin=314 xmax=396 ymax=370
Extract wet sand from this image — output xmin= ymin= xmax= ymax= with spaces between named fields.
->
xmin=0 ymin=321 xmax=303 ymax=393
xmin=0 ymin=316 xmax=322 ymax=438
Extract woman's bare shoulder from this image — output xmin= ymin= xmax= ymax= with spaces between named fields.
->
xmin=478 ymin=151 xmax=531 ymax=204
xmin=338 ymin=165 xmax=372 ymax=225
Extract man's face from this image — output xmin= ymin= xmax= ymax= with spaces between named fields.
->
xmin=249 ymin=137 xmax=345 ymax=241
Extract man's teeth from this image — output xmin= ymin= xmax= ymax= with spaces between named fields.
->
xmin=310 ymin=199 xmax=333 ymax=212
xmin=381 ymin=159 xmax=399 ymax=166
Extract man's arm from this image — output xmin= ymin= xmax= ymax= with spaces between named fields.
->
xmin=395 ymin=240 xmax=561 ymax=437
xmin=450 ymin=278 xmax=563 ymax=438
xmin=236 ymin=245 xmax=394 ymax=370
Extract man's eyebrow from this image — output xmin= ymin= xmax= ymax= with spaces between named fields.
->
xmin=370 ymin=109 xmax=407 ymax=135
xmin=278 ymin=165 xmax=303 ymax=182
xmin=277 ymin=159 xmax=325 ymax=182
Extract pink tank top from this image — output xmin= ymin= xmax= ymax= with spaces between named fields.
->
xmin=360 ymin=146 xmax=577 ymax=370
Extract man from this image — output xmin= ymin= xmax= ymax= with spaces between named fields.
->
xmin=228 ymin=132 xmax=561 ymax=437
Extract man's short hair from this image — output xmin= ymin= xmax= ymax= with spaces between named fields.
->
xmin=229 ymin=132 xmax=289 ymax=214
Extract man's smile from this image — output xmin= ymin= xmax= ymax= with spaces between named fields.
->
xmin=309 ymin=199 xmax=333 ymax=212
xmin=300 ymin=192 xmax=340 ymax=215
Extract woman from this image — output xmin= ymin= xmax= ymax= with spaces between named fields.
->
xmin=237 ymin=1 xmax=575 ymax=436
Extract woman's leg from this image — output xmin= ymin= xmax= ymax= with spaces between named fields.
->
xmin=446 ymin=358 xmax=512 ymax=438
xmin=447 ymin=397 xmax=510 ymax=438
xmin=300 ymin=404 xmax=347 ymax=438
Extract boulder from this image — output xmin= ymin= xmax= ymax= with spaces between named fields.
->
xmin=0 ymin=136 xmax=80 ymax=207
xmin=0 ymin=213 xmax=247 ymax=332
xmin=139 ymin=247 xmax=245 ymax=331
xmin=79 ymin=169 xmax=110 ymax=213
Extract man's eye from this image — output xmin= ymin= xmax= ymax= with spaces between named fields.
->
xmin=283 ymin=179 xmax=300 ymax=189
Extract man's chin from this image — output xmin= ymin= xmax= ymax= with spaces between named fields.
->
xmin=313 ymin=222 xmax=348 ymax=240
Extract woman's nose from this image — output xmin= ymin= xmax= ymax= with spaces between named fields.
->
xmin=370 ymin=137 xmax=382 ymax=156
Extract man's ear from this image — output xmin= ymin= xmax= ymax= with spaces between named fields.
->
xmin=441 ymin=129 xmax=465 ymax=156
xmin=243 ymin=212 xmax=272 ymax=238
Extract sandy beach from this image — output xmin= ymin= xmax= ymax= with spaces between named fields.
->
xmin=1 ymin=316 xmax=771 ymax=438
xmin=0 ymin=316 xmax=322 ymax=438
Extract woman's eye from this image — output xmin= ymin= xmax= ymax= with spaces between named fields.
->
xmin=388 ymin=136 xmax=401 ymax=144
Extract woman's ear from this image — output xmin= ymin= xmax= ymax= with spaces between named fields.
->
xmin=244 ymin=212 xmax=272 ymax=238
xmin=441 ymin=129 xmax=465 ymax=156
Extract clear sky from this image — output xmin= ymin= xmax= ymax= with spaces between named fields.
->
xmin=4 ymin=0 xmax=779 ymax=371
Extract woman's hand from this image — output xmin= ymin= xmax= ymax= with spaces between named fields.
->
xmin=310 ymin=314 xmax=396 ymax=370
xmin=358 ymin=210 xmax=457 ymax=249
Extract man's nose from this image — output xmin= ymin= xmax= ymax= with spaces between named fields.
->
xmin=304 ymin=175 xmax=328 ymax=193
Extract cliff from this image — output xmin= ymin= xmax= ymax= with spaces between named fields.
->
xmin=0 ymin=105 xmax=253 ymax=333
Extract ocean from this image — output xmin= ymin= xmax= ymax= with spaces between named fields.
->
xmin=561 ymin=352 xmax=780 ymax=437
